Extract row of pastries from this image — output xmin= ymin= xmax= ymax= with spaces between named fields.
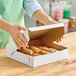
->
xmin=17 ymin=46 xmax=58 ymax=56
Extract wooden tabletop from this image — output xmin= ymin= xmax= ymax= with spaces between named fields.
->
xmin=0 ymin=32 xmax=76 ymax=76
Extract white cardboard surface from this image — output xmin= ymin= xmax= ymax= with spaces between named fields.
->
xmin=28 ymin=23 xmax=64 ymax=31
xmin=7 ymin=48 xmax=68 ymax=67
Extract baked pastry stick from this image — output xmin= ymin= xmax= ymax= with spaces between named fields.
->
xmin=17 ymin=48 xmax=39 ymax=56
xmin=50 ymin=48 xmax=57 ymax=52
xmin=29 ymin=46 xmax=50 ymax=55
xmin=37 ymin=46 xmax=57 ymax=53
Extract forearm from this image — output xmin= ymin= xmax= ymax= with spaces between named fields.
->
xmin=0 ymin=18 xmax=12 ymax=32
xmin=32 ymin=9 xmax=57 ymax=25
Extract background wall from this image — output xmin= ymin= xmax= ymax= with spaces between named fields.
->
xmin=55 ymin=0 xmax=76 ymax=16
xmin=24 ymin=0 xmax=76 ymax=28
xmin=71 ymin=0 xmax=76 ymax=16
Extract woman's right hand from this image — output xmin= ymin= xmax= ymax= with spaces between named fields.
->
xmin=7 ymin=24 xmax=28 ymax=49
xmin=0 ymin=18 xmax=28 ymax=49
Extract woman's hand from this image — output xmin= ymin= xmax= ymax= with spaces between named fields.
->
xmin=49 ymin=19 xmax=58 ymax=24
xmin=0 ymin=18 xmax=28 ymax=49
xmin=7 ymin=24 xmax=28 ymax=49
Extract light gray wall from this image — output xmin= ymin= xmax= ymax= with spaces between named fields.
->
xmin=71 ymin=0 xmax=76 ymax=16
xmin=24 ymin=14 xmax=36 ymax=28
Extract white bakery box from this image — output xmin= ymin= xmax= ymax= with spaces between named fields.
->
xmin=6 ymin=23 xmax=68 ymax=67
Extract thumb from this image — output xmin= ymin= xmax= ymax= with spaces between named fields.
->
xmin=18 ymin=25 xmax=26 ymax=31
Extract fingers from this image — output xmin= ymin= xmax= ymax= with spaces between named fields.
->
xmin=54 ymin=20 xmax=58 ymax=24
xmin=56 ymin=38 xmax=61 ymax=43
xmin=16 ymin=37 xmax=26 ymax=49
xmin=18 ymin=35 xmax=28 ymax=48
xmin=13 ymin=32 xmax=29 ymax=49
xmin=51 ymin=19 xmax=58 ymax=24
xmin=56 ymin=36 xmax=64 ymax=43
xmin=62 ymin=36 xmax=63 ymax=38
xmin=17 ymin=32 xmax=28 ymax=49
xmin=58 ymin=38 xmax=61 ymax=43
xmin=18 ymin=33 xmax=28 ymax=44
xmin=56 ymin=39 xmax=59 ymax=43
xmin=13 ymin=39 xmax=21 ymax=49
xmin=18 ymin=26 xmax=26 ymax=31
xmin=14 ymin=36 xmax=28 ymax=50
xmin=9 ymin=24 xmax=28 ymax=50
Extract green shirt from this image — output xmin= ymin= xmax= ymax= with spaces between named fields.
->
xmin=0 ymin=0 xmax=42 ymax=48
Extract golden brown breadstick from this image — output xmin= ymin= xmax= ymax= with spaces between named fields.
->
xmin=25 ymin=48 xmax=40 ymax=56
xmin=29 ymin=46 xmax=49 ymax=55
xmin=17 ymin=48 xmax=39 ymax=56
xmin=29 ymin=46 xmax=40 ymax=53
xmin=18 ymin=49 xmax=34 ymax=55
xmin=37 ymin=46 xmax=57 ymax=53
xmin=50 ymin=48 xmax=57 ymax=52
xmin=39 ymin=50 xmax=49 ymax=55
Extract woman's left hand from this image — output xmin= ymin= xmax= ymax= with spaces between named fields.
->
xmin=49 ymin=19 xmax=63 ymax=43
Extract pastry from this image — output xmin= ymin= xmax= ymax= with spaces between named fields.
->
xmin=17 ymin=48 xmax=39 ymax=56
xmin=17 ymin=46 xmax=57 ymax=56
xmin=37 ymin=46 xmax=57 ymax=53
xmin=29 ymin=46 xmax=49 ymax=55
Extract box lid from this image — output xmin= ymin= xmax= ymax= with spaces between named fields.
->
xmin=7 ymin=23 xmax=64 ymax=55
xmin=27 ymin=23 xmax=64 ymax=46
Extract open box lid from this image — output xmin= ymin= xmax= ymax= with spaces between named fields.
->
xmin=6 ymin=23 xmax=64 ymax=55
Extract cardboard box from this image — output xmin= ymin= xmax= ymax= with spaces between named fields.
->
xmin=6 ymin=23 xmax=68 ymax=67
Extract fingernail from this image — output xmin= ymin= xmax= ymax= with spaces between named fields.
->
xmin=60 ymin=38 xmax=61 ymax=42
xmin=23 ymin=45 xmax=25 ymax=48
xmin=23 ymin=46 xmax=26 ymax=50
xmin=24 ymin=47 xmax=26 ymax=49
xmin=19 ymin=47 xmax=20 ymax=50
xmin=26 ymin=45 xmax=29 ymax=48
xmin=25 ymin=44 xmax=28 ymax=48
xmin=25 ymin=41 xmax=28 ymax=44
xmin=24 ymin=42 xmax=27 ymax=44
xmin=56 ymin=39 xmax=59 ymax=43
xmin=62 ymin=36 xmax=63 ymax=38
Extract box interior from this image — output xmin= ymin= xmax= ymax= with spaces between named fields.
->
xmin=8 ymin=23 xmax=65 ymax=56
xmin=17 ymin=25 xmax=66 ymax=56
xmin=16 ymin=42 xmax=67 ymax=58
xmin=28 ymin=27 xmax=64 ymax=44
xmin=28 ymin=26 xmax=65 ymax=50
